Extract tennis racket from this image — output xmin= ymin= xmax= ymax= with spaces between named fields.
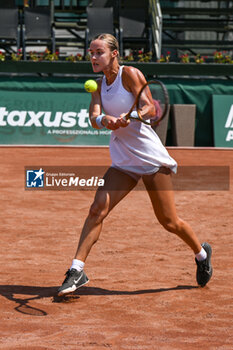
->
xmin=124 ymin=80 xmax=169 ymax=126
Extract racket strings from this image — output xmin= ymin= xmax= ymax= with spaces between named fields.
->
xmin=148 ymin=83 xmax=168 ymax=125
xmin=126 ymin=80 xmax=169 ymax=126
xmin=138 ymin=83 xmax=165 ymax=125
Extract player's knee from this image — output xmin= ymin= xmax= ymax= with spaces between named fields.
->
xmin=160 ymin=217 xmax=182 ymax=233
xmin=89 ymin=199 xmax=109 ymax=224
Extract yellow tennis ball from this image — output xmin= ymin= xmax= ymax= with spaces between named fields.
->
xmin=84 ymin=79 xmax=98 ymax=93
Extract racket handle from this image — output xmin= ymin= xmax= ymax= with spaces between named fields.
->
xmin=130 ymin=111 xmax=138 ymax=119
xmin=124 ymin=111 xmax=138 ymax=121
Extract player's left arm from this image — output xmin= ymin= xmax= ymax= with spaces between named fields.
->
xmin=89 ymin=79 xmax=104 ymax=129
xmin=117 ymin=66 xmax=155 ymax=127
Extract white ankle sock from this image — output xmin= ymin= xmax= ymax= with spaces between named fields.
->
xmin=195 ymin=247 xmax=207 ymax=261
xmin=70 ymin=259 xmax=85 ymax=272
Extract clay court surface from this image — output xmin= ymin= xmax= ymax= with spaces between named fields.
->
xmin=0 ymin=146 xmax=232 ymax=350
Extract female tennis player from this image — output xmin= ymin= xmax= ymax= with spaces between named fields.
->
xmin=58 ymin=34 xmax=212 ymax=296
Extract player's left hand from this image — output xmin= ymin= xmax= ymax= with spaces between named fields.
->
xmin=116 ymin=114 xmax=130 ymax=128
xmin=103 ymin=115 xmax=121 ymax=130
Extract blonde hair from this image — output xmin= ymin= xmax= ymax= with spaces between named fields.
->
xmin=92 ymin=33 xmax=119 ymax=56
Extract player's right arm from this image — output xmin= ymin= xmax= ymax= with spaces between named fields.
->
xmin=89 ymin=80 xmax=121 ymax=130
xmin=89 ymin=80 xmax=104 ymax=129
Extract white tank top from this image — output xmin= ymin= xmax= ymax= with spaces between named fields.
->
xmin=101 ymin=65 xmax=135 ymax=117
xmin=101 ymin=66 xmax=177 ymax=175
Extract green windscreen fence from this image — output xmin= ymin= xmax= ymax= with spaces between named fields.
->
xmin=213 ymin=95 xmax=233 ymax=147
xmin=0 ymin=77 xmax=111 ymax=146
xmin=0 ymin=76 xmax=233 ymax=147
xmin=164 ymin=79 xmax=233 ymax=148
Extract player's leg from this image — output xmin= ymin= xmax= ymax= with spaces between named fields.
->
xmin=75 ymin=167 xmax=138 ymax=262
xmin=58 ymin=167 xmax=138 ymax=295
xmin=142 ymin=168 xmax=212 ymax=286
xmin=143 ymin=168 xmax=201 ymax=253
